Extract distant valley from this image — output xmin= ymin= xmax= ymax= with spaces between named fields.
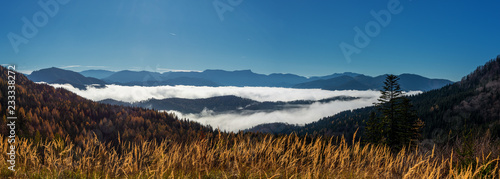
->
xmin=100 ymin=95 xmax=358 ymax=114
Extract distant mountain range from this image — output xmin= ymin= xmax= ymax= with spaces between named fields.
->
xmin=99 ymin=69 xmax=311 ymax=87
xmin=28 ymin=67 xmax=106 ymax=89
xmin=27 ymin=67 xmax=453 ymax=91
xmin=294 ymin=73 xmax=453 ymax=91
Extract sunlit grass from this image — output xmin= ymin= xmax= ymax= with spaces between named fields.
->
xmin=0 ymin=132 xmax=498 ymax=178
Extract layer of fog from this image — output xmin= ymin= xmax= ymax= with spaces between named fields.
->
xmin=49 ymin=84 xmax=421 ymax=132
xmin=168 ymin=97 xmax=378 ymax=132
xmin=49 ymin=84 xmax=390 ymax=103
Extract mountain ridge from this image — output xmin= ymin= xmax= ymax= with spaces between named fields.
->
xmin=294 ymin=73 xmax=453 ymax=91
xmin=26 ymin=67 xmax=453 ymax=91
xmin=80 ymin=69 xmax=115 ymax=79
xmin=28 ymin=67 xmax=106 ymax=89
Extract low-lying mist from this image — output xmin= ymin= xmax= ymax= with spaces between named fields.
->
xmin=49 ymin=84 xmax=385 ymax=102
xmin=169 ymin=98 xmax=377 ymax=132
xmin=50 ymin=84 xmax=421 ymax=132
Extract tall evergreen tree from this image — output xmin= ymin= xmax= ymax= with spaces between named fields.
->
xmin=365 ymin=111 xmax=383 ymax=144
xmin=378 ymin=75 xmax=404 ymax=148
xmin=399 ymin=98 xmax=424 ymax=146
xmin=365 ymin=74 xmax=423 ymax=150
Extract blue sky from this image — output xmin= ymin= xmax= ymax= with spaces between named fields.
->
xmin=1 ymin=0 xmax=499 ymax=81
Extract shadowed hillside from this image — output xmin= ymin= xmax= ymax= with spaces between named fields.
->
xmin=250 ymin=56 xmax=500 ymax=144
xmin=1 ymin=66 xmax=212 ymax=144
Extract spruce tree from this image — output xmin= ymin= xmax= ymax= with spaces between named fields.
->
xmin=377 ymin=75 xmax=403 ymax=148
xmin=365 ymin=111 xmax=383 ymax=144
xmin=399 ymin=98 xmax=424 ymax=146
xmin=365 ymin=74 xmax=423 ymax=150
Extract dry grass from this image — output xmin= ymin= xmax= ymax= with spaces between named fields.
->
xmin=0 ymin=132 xmax=498 ymax=178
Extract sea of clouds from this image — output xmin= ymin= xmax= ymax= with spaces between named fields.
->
xmin=49 ymin=84 xmax=421 ymax=132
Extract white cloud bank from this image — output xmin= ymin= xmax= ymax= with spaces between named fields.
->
xmin=49 ymin=84 xmax=421 ymax=132
xmin=49 ymin=84 xmax=385 ymax=103
xmin=170 ymin=97 xmax=378 ymax=132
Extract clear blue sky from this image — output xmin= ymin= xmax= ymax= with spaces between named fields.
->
xmin=1 ymin=0 xmax=499 ymax=81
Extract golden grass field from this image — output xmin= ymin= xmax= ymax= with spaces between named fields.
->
xmin=0 ymin=131 xmax=498 ymax=178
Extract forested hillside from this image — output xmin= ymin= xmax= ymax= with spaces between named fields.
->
xmin=0 ymin=66 xmax=212 ymax=144
xmin=411 ymin=55 xmax=500 ymax=140
xmin=250 ymin=56 xmax=500 ymax=143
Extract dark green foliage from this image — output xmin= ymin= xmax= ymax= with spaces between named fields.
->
xmin=378 ymin=75 xmax=403 ymax=104
xmin=457 ymin=129 xmax=476 ymax=169
xmin=399 ymin=98 xmax=424 ymax=146
xmin=364 ymin=111 xmax=382 ymax=144
xmin=410 ymin=56 xmax=500 ymax=142
xmin=377 ymin=75 xmax=404 ymax=148
xmin=258 ymin=55 xmax=500 ymax=145
xmin=366 ymin=75 xmax=423 ymax=150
